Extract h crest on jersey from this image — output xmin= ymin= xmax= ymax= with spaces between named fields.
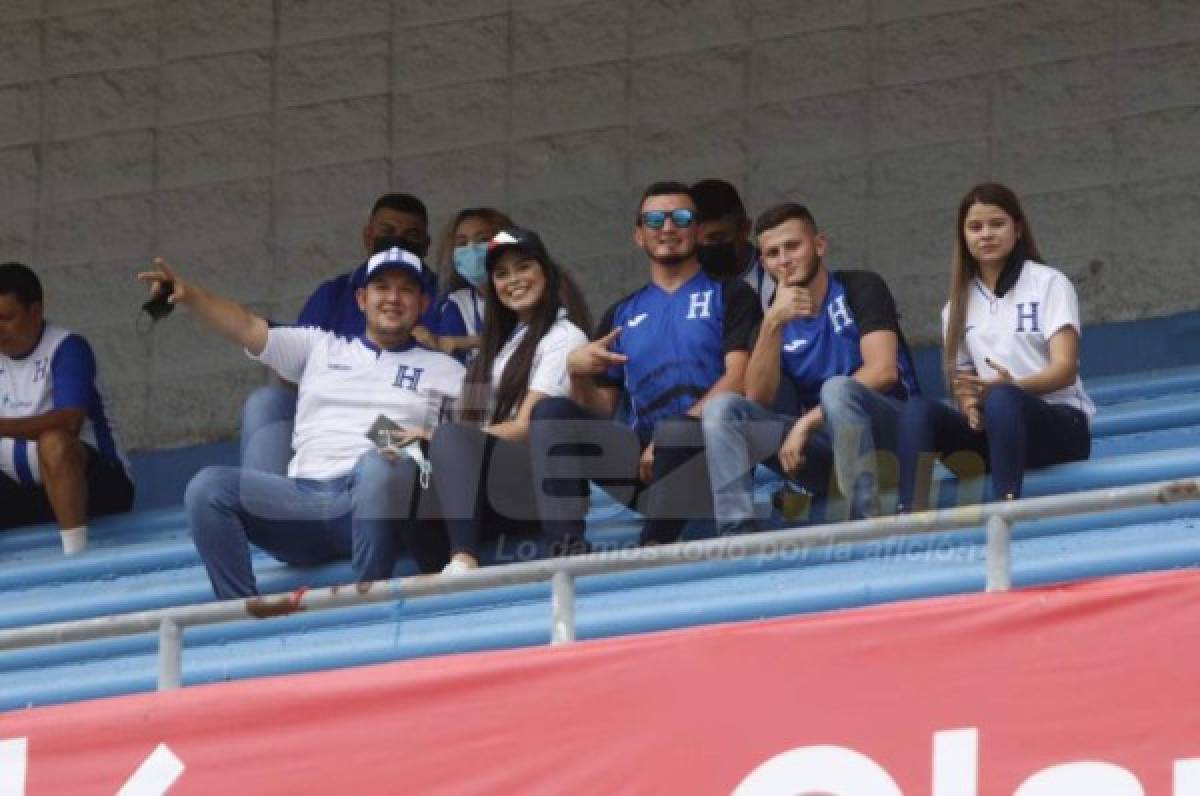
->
xmin=827 ymin=295 xmax=854 ymax=334
xmin=686 ymin=290 xmax=713 ymax=320
xmin=32 ymin=358 xmax=48 ymax=383
xmin=1016 ymin=302 xmax=1040 ymax=333
xmin=393 ymin=365 xmax=424 ymax=391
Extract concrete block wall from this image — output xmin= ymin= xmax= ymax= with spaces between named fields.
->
xmin=1 ymin=0 xmax=1198 ymax=449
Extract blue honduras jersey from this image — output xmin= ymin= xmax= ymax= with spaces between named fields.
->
xmin=598 ymin=270 xmax=760 ymax=440
xmin=779 ymin=271 xmax=919 ymax=409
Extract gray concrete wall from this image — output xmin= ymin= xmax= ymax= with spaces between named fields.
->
xmin=2 ymin=0 xmax=1198 ymax=449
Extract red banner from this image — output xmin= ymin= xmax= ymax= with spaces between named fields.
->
xmin=4 ymin=570 xmax=1200 ymax=794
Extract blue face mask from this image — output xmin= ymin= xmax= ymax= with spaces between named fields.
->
xmin=453 ymin=243 xmax=489 ymax=289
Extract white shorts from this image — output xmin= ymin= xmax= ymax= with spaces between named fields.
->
xmin=0 ymin=438 xmax=42 ymax=486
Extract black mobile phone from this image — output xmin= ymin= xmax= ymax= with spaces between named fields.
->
xmin=365 ymin=414 xmax=402 ymax=450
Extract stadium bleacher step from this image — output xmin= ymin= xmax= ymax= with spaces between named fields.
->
xmin=5 ymin=363 xmax=1200 ymax=710
xmin=4 ymin=507 xmax=1200 ymax=711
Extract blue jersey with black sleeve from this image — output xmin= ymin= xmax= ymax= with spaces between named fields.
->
xmin=778 ymin=270 xmax=920 ymax=410
xmin=296 ymin=262 xmax=440 ymax=335
xmin=595 ymin=270 xmax=761 ymax=441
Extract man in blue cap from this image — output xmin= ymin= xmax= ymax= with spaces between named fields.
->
xmin=140 ymin=246 xmax=464 ymax=598
xmin=240 ymin=193 xmax=436 ymax=476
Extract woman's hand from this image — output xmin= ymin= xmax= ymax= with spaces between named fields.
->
xmin=411 ymin=324 xmax=437 ymax=350
xmin=954 ymin=359 xmax=1013 ymax=399
xmin=954 ymin=359 xmax=1014 ymax=431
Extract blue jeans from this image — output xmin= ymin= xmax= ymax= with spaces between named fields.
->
xmin=702 ymin=376 xmax=905 ymax=533
xmin=896 ymin=384 xmax=1091 ymax=510
xmin=240 ymin=384 xmax=297 ymax=475
xmin=185 ymin=449 xmax=444 ymax=599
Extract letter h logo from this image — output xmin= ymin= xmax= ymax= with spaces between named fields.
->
xmin=32 ymin=358 xmax=48 ymax=383
xmin=686 ymin=290 xmax=713 ymax=320
xmin=827 ymin=296 xmax=854 ymax=334
xmin=393 ymin=365 xmax=424 ymax=391
xmin=1016 ymin=302 xmax=1040 ymax=333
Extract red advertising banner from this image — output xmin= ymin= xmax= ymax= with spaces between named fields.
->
xmin=3 ymin=569 xmax=1200 ymax=795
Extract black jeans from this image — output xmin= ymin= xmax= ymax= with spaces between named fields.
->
xmin=425 ymin=423 xmax=562 ymax=561
xmin=529 ymin=397 xmax=714 ymax=546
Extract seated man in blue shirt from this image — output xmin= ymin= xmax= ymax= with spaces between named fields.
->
xmin=529 ymin=182 xmax=762 ymax=552
xmin=702 ymin=203 xmax=919 ymax=530
xmin=241 ymin=193 xmax=435 ymax=475
xmin=0 ymin=262 xmax=134 ymax=553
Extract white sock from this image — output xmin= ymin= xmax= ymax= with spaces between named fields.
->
xmin=60 ymin=526 xmax=88 ymax=555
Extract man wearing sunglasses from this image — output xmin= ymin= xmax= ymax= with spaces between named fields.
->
xmin=530 ymin=181 xmax=762 ymax=550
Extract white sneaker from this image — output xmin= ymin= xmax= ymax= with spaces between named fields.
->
xmin=442 ymin=558 xmax=472 ymax=575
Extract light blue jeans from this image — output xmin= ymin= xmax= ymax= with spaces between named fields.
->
xmin=240 ymin=384 xmax=297 ymax=476
xmin=185 ymin=449 xmax=439 ymax=599
xmin=702 ymin=376 xmax=905 ymax=533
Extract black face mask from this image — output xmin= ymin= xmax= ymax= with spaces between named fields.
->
xmin=372 ymin=234 xmax=428 ymax=259
xmin=697 ymin=242 xmax=740 ymax=278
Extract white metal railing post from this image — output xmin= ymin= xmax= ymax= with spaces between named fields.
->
xmin=986 ymin=514 xmax=1012 ymax=592
xmin=551 ymin=570 xmax=576 ymax=645
xmin=158 ymin=617 xmax=182 ymax=691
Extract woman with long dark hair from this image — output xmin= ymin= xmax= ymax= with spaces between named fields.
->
xmin=895 ymin=182 xmax=1093 ymax=511
xmin=425 ymin=227 xmax=593 ymax=573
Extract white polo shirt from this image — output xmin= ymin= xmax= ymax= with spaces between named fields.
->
xmin=943 ymin=260 xmax=1094 ymax=419
xmin=255 ymin=327 xmax=465 ymax=480
xmin=490 ymin=315 xmax=588 ymax=419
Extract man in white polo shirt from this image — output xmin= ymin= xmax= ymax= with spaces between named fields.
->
xmin=0 ymin=262 xmax=133 ymax=553
xmin=140 ymin=246 xmax=464 ymax=599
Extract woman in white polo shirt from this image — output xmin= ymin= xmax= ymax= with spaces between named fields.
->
xmin=425 ymin=227 xmax=593 ymax=573
xmin=896 ymin=182 xmax=1093 ymax=511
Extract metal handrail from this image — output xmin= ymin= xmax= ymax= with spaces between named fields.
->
xmin=2 ymin=477 xmax=1197 ymax=691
